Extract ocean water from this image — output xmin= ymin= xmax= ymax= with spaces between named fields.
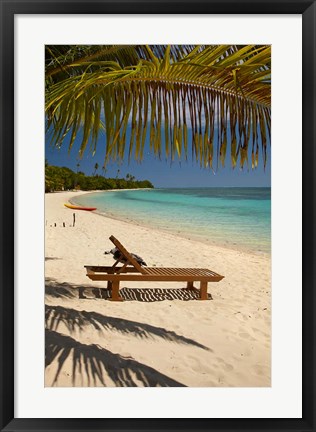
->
xmin=72 ymin=188 xmax=271 ymax=254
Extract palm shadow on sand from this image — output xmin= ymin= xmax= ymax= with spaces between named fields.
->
xmin=45 ymin=278 xmax=212 ymax=302
xmin=45 ymin=279 xmax=212 ymax=387
xmin=45 ymin=278 xmax=80 ymax=299
xmin=46 ymin=329 xmax=186 ymax=387
xmin=45 ymin=304 xmax=211 ymax=351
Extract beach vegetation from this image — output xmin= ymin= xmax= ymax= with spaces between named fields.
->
xmin=45 ymin=163 xmax=154 ymax=192
xmin=46 ymin=45 xmax=270 ymax=171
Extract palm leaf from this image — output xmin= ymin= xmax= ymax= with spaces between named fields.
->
xmin=45 ymin=44 xmax=271 ymax=170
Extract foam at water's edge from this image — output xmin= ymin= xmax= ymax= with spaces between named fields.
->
xmin=72 ymin=188 xmax=271 ymax=255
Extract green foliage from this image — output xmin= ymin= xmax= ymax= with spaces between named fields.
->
xmin=45 ymin=44 xmax=271 ymax=170
xmin=45 ymin=163 xmax=154 ymax=192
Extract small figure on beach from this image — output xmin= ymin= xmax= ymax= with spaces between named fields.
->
xmin=104 ymin=247 xmax=147 ymax=266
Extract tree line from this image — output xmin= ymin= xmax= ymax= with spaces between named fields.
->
xmin=45 ymin=163 xmax=154 ymax=192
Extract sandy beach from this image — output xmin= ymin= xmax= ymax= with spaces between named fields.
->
xmin=45 ymin=190 xmax=271 ymax=388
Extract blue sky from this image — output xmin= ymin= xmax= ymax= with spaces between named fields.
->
xmin=45 ymin=128 xmax=271 ymax=188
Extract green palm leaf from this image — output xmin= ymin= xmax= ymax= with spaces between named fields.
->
xmin=45 ymin=44 xmax=271 ymax=169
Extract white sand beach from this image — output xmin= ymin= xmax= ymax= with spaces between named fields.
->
xmin=45 ymin=190 xmax=271 ymax=388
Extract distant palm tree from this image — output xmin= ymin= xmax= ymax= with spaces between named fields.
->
xmin=74 ymin=162 xmax=80 ymax=189
xmin=93 ymin=162 xmax=99 ymax=176
xmin=45 ymin=45 xmax=271 ymax=170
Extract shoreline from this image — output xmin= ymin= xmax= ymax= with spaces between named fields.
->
xmin=68 ymin=189 xmax=270 ymax=258
xmin=45 ymin=190 xmax=271 ymax=387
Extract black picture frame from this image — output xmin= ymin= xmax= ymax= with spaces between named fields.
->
xmin=0 ymin=1 xmax=315 ymax=431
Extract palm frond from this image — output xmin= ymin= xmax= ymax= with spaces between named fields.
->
xmin=45 ymin=44 xmax=271 ymax=169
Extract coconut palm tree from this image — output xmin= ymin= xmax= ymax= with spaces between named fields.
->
xmin=93 ymin=162 xmax=99 ymax=176
xmin=45 ymin=45 xmax=271 ymax=170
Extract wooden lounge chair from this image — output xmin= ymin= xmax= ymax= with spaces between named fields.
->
xmin=85 ymin=235 xmax=224 ymax=301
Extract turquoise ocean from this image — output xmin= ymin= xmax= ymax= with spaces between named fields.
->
xmin=72 ymin=188 xmax=271 ymax=254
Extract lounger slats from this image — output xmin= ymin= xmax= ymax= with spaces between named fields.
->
xmin=158 ymin=268 xmax=178 ymax=276
xmin=85 ymin=266 xmax=223 ymax=280
xmin=85 ymin=272 xmax=224 ymax=282
xmin=110 ymin=235 xmax=147 ymax=274
xmin=85 ymin=236 xmax=224 ymax=301
xmin=146 ymin=267 xmax=221 ymax=277
xmin=145 ymin=267 xmax=160 ymax=275
xmin=85 ymin=265 xmax=140 ymax=274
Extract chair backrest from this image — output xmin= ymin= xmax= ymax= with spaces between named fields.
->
xmin=109 ymin=235 xmax=147 ymax=274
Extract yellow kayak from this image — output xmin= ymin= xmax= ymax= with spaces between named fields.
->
xmin=64 ymin=203 xmax=97 ymax=211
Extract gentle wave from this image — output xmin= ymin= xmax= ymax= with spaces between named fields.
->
xmin=73 ymin=188 xmax=271 ymax=254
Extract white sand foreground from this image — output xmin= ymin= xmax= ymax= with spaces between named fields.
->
xmin=45 ymin=190 xmax=271 ymax=387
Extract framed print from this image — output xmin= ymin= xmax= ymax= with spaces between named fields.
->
xmin=1 ymin=0 xmax=315 ymax=431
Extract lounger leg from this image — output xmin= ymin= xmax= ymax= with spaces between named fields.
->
xmin=184 ymin=281 xmax=199 ymax=291
xmin=110 ymin=280 xmax=124 ymax=302
xmin=199 ymin=281 xmax=208 ymax=300
xmin=107 ymin=281 xmax=112 ymax=290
